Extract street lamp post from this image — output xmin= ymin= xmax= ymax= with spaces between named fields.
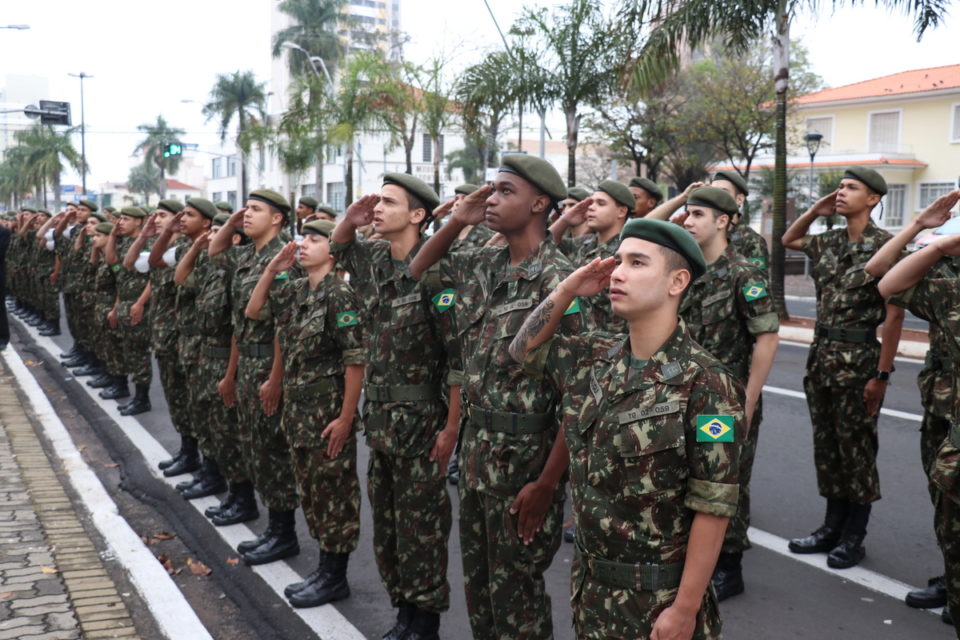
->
xmin=68 ymin=72 xmax=93 ymax=195
xmin=281 ymin=41 xmax=333 ymax=86
xmin=804 ymin=132 xmax=823 ymax=228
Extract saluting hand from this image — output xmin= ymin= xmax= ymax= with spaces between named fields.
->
xmin=916 ymin=190 xmax=960 ymax=229
xmin=344 ymin=194 xmax=379 ymax=227
xmin=808 ymin=190 xmax=839 ymax=218
xmin=560 ymin=257 xmax=617 ymax=298
xmin=560 ymin=197 xmax=593 ymax=228
xmin=141 ymin=214 xmax=159 ymax=239
xmin=432 ymin=198 xmax=456 ymax=223
xmin=267 ymin=241 xmax=298 ymax=273
xmin=166 ymin=210 xmax=186 ymax=233
xmin=453 ymin=184 xmax=494 ymax=226
xmin=321 ymin=417 xmax=351 ymax=459
xmin=228 ymin=208 xmax=246 ymax=230
xmin=194 ymin=230 xmax=212 ymax=251
xmin=680 ymin=181 xmax=705 ymax=201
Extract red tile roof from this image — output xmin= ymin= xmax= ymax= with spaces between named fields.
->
xmin=797 ymin=64 xmax=960 ymax=105
xmin=165 ymin=178 xmax=201 ymax=191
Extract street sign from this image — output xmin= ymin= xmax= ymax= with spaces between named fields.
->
xmin=38 ymin=100 xmax=71 ymax=126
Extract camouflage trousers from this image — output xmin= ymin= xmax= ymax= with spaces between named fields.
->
xmin=118 ymin=303 xmax=152 ymax=386
xmin=459 ymin=485 xmax=562 ymax=640
xmin=235 ymin=353 xmax=298 ymax=511
xmin=291 ymin=440 xmax=360 ymax=553
xmin=723 ymin=396 xmax=762 ymax=554
xmin=157 ymin=351 xmax=192 ymax=439
xmin=368 ymin=447 xmax=451 ymax=614
xmin=571 ymin=553 xmax=721 ymax=639
xmin=192 ymin=347 xmax=245 ymax=482
xmin=71 ymin=293 xmax=94 ymax=353
xmin=940 ymin=492 xmax=960 ymax=638
xmin=804 ymin=376 xmax=881 ymax=504
xmin=93 ymin=303 xmax=124 ymax=377
xmin=63 ymin=292 xmax=78 ymax=341
xmin=38 ymin=277 xmax=59 ymax=322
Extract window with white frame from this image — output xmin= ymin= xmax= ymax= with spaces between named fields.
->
xmin=212 ymin=192 xmax=222 ymax=203
xmin=805 ymin=116 xmax=833 ymax=149
xmin=881 ymin=184 xmax=906 ymax=227
xmin=422 ymin=133 xmax=432 ymax=162
xmin=327 ymin=182 xmax=346 ymax=212
xmin=868 ymin=111 xmax=900 ymax=153
xmin=211 ymin=158 xmax=222 ymax=179
xmin=227 ymin=155 xmax=238 ymax=177
xmin=919 ymin=182 xmax=957 ymax=209
xmin=951 ymin=103 xmax=960 ymax=142
xmin=227 ymin=191 xmax=237 ymax=210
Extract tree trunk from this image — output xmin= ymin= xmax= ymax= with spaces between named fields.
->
xmin=432 ymin=135 xmax=441 ymax=194
xmin=345 ymin=138 xmax=354 ymax=205
xmin=53 ymin=171 xmax=61 ymax=210
xmin=404 ymin=142 xmax=413 ymax=175
xmin=565 ymin=107 xmax=579 ymax=187
xmin=42 ymin=176 xmax=48 ymax=208
xmin=771 ymin=3 xmax=790 ymax=321
xmin=159 ymin=165 xmax=166 ymax=198
xmin=315 ymin=150 xmax=324 ymax=204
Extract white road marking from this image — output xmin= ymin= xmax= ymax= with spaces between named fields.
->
xmin=763 ymin=385 xmax=923 ymax=423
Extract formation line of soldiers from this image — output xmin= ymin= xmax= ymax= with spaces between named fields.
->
xmin=2 ymin=156 xmax=958 ymax=639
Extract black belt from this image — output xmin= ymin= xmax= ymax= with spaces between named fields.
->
xmin=815 ymin=324 xmax=873 ymax=343
xmin=286 ymin=379 xmax=339 ymax=401
xmin=237 ymin=342 xmax=273 ymax=358
xmin=364 ymin=383 xmax=439 ymax=403
xmin=202 ymin=344 xmax=232 ymax=359
xmin=466 ymin=404 xmax=552 ymax=436
xmin=925 ymin=352 xmax=952 ymax=372
xmin=179 ymin=326 xmax=201 ymax=336
xmin=575 ymin=546 xmax=683 ymax=591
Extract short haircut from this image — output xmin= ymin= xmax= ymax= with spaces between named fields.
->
xmin=658 ymin=246 xmax=695 ymax=294
xmin=403 ymin=189 xmax=434 ymax=230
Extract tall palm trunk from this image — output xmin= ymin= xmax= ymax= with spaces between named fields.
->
xmin=315 ymin=158 xmax=324 ymax=203
xmin=771 ymin=1 xmax=790 ymax=320
xmin=344 ymin=138 xmax=354 ymax=204
xmin=432 ymin=136 xmax=441 ymax=194
xmin=565 ymin=107 xmax=579 ymax=187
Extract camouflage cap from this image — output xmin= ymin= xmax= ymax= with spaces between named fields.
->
xmin=77 ymin=199 xmax=98 ymax=211
xmin=712 ymin=170 xmax=749 ymax=196
xmin=120 ymin=206 xmax=147 ymax=219
xmin=567 ymin=186 xmax=591 ymax=202
xmin=688 ymin=186 xmax=739 ymax=217
xmin=94 ymin=222 xmax=114 ymax=234
xmin=620 ymin=217 xmax=706 ymax=280
xmin=382 ymin=172 xmax=440 ymax=211
xmin=157 ymin=199 xmax=183 ymax=215
xmin=596 ymin=179 xmax=636 ymax=210
xmin=454 ymin=183 xmax=478 ymax=196
xmin=90 ymin=212 xmax=107 ymax=222
xmin=213 ymin=213 xmax=231 ymax=226
xmin=248 ymin=189 xmax=291 ymax=216
xmin=298 ymin=196 xmax=318 ymax=210
xmin=628 ymin=176 xmax=664 ymax=202
xmin=214 ymin=201 xmax=233 ymax=213
xmin=186 ymin=197 xmax=217 ymax=220
xmin=302 ymin=219 xmax=336 ymax=237
xmin=843 ymin=166 xmax=887 ymax=196
xmin=498 ymin=154 xmax=566 ymax=203
xmin=316 ymin=205 xmax=338 ymax=219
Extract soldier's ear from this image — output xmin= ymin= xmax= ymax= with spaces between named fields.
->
xmin=667 ymin=267 xmax=691 ymax=298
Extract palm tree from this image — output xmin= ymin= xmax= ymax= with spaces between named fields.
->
xmin=632 ymin=0 xmax=947 ymax=316
xmin=127 ymin=162 xmax=162 ymax=205
xmin=0 ymin=146 xmax=30 ymax=208
xmin=13 ymin=124 xmax=84 ymax=208
xmin=203 ymin=71 xmax=268 ymax=198
xmin=134 ymin=115 xmax=185 ymax=197
xmin=456 ymin=52 xmax=516 ymax=172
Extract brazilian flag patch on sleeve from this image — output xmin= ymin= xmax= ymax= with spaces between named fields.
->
xmin=432 ymin=288 xmax=455 ymax=313
xmin=337 ymin=311 xmax=359 ymax=327
xmin=748 ymin=257 xmax=767 ymax=270
xmin=742 ymin=283 xmax=767 ymax=302
xmin=696 ymin=415 xmax=735 ymax=442
xmin=563 ymin=298 xmax=581 ymax=316
xmin=111 ymin=264 xmax=121 ymax=273
xmin=274 ymin=270 xmax=289 ymax=281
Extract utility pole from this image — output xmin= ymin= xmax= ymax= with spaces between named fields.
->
xmin=68 ymin=72 xmax=92 ymax=194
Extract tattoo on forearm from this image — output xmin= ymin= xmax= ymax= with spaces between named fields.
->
xmin=509 ymin=297 xmax=556 ymax=363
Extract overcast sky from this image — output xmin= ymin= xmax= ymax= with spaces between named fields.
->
xmin=0 ymin=0 xmax=955 ymax=191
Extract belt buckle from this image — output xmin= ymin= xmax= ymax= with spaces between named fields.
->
xmin=483 ymin=408 xmax=493 ymax=431
xmin=643 ymin=563 xmax=661 ymax=591
xmin=837 ymin=328 xmax=849 ymax=342
xmin=510 ymin=414 xmax=520 ymax=436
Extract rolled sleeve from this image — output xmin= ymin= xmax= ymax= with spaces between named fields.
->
xmin=747 ymin=311 xmax=780 ymax=336
xmin=341 ymin=347 xmax=365 ymax=366
xmin=684 ymin=478 xmax=739 ymax=517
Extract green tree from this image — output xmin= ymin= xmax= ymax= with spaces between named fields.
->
xmin=127 ymin=162 xmax=162 ymax=204
xmin=456 ymin=51 xmax=516 ymax=172
xmin=12 ymin=124 xmax=84 ymax=208
xmin=272 ymin=0 xmax=348 ymax=77
xmin=369 ymin=56 xmax=422 ymax=175
xmin=418 ymin=57 xmax=454 ymax=194
xmin=203 ymin=71 xmax=269 ymax=198
xmin=278 ymin=73 xmax=330 ymax=201
xmin=134 ymin=115 xmax=185 ymax=197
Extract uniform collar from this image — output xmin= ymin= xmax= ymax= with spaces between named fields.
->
xmin=499 ymin=234 xmax=556 ymax=281
xmin=601 ymin=320 xmax=688 ymax=400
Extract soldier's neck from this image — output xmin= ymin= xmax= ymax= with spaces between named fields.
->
xmin=504 ymin=224 xmax=545 ymax=266
xmin=701 ymin=237 xmax=728 ymax=265
xmin=307 ymin=263 xmax=333 ymax=289
xmin=628 ymin=310 xmax=678 ymax=360
xmin=597 ymin=223 xmax=624 ymax=245
xmin=843 ymin=212 xmax=871 ymax=242
xmin=253 ymin=228 xmax=280 ymax=252
xmin=385 ymin=227 xmax=420 ymax=261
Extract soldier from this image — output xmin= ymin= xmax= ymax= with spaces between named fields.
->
xmin=0 ymin=215 xmax=9 ymax=350
xmin=72 ymin=211 xmax=112 ymax=390
xmin=207 ymin=190 xmax=302 ymax=564
xmin=864 ymin=189 xmax=960 ymax=617
xmin=627 ymin=176 xmax=663 ymax=218
xmin=409 ymin=155 xmax=585 ymax=640
xmin=304 ymin=205 xmax=339 ymax=224
xmin=555 ymin=186 xmax=591 ymax=236
xmin=33 ymin=209 xmax=62 ymax=337
xmin=646 ymin=181 xmax=705 ymax=225
xmin=782 ymin=167 xmax=904 ymax=568
xmin=711 ymin=170 xmax=770 ymax=273
xmin=53 ymin=204 xmax=85 ymax=358
xmin=509 ymin=217 xmax=742 ymax=639
xmin=89 ymin=222 xmax=127 ymax=396
xmin=245 ymin=219 xmax=364 ymax=608
xmin=679 ymin=186 xmax=780 ymax=600
xmin=330 ymin=174 xmax=460 ymax=640
xmin=433 ymin=184 xmax=495 ymax=252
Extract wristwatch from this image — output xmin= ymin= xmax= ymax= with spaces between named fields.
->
xmin=874 ymin=370 xmax=892 ymax=381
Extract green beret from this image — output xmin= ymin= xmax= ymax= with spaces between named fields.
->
xmin=843 ymin=166 xmax=887 ymax=196
xmin=215 ymin=201 xmax=233 ymax=213
xmin=103 ymin=205 xmax=116 ymax=214
xmin=77 ymin=199 xmax=98 ymax=212
xmin=120 ymin=206 xmax=147 ymax=219
xmin=620 ymin=218 xmax=706 ymax=280
xmin=302 ymin=219 xmax=336 ymax=237
xmin=90 ymin=212 xmax=107 ymax=222
xmin=95 ymin=222 xmax=114 ymax=234
xmin=712 ymin=170 xmax=749 ymax=197
xmin=315 ymin=205 xmax=338 ymax=219
xmin=567 ymin=187 xmax=591 ymax=202
xmin=21 ymin=206 xmax=37 ymax=214
xmin=213 ymin=213 xmax=231 ymax=226
xmin=454 ymin=183 xmax=478 ymax=196
xmin=186 ymin=197 xmax=217 ymax=220
xmin=382 ymin=172 xmax=440 ymax=211
xmin=298 ymin=196 xmax=318 ymax=210
xmin=248 ymin=189 xmax=291 ymax=216
xmin=498 ymin=154 xmax=566 ymax=203
xmin=596 ymin=180 xmax=636 ymax=210
xmin=37 ymin=208 xmax=52 ymax=217
xmin=157 ymin=199 xmax=183 ymax=215
xmin=628 ymin=177 xmax=664 ymax=202
xmin=687 ymin=186 xmax=739 ymax=217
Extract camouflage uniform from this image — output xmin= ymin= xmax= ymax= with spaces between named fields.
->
xmin=680 ymin=248 xmax=778 ymax=553
xmin=35 ymin=231 xmax=59 ymax=325
xmin=558 ymin=233 xmax=626 ymax=333
xmin=450 ymin=223 xmax=495 ymax=252
xmin=270 ymin=273 xmax=364 ymax=553
xmin=93 ymin=257 xmax=124 ymax=380
xmin=229 ymin=235 xmax=300 ymax=510
xmin=524 ymin=321 xmax=742 ymax=639
xmin=152 ymin=238 xmax=191 ymax=435
xmin=55 ymin=226 xmax=78 ymax=339
xmin=800 ymin=222 xmax=892 ymax=504
xmin=438 ymin=237 xmax=584 ymax=640
xmin=330 ymin=237 xmax=456 ymax=614
xmin=729 ymin=224 xmax=770 ymax=276
xmin=72 ymin=234 xmax=99 ymax=355
xmin=114 ymin=236 xmax=152 ymax=386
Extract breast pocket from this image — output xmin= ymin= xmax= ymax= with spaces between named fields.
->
xmin=615 ymin=418 xmax=686 ymax=497
xmin=701 ymin=290 xmax=734 ymax=326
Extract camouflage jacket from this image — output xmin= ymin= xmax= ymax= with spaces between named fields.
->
xmin=449 ymin=223 xmax=495 ymax=251
xmin=330 ymin=236 xmax=460 ymax=457
xmin=680 ymin=248 xmax=779 ymax=379
xmin=151 ymin=236 xmax=191 ymax=355
xmin=800 ymin=221 xmax=892 ymax=386
xmin=439 ymin=235 xmax=586 ymax=498
xmin=230 ymin=235 xmax=303 ymax=346
xmin=196 ymin=248 xmax=234 ymax=346
xmin=55 ymin=226 xmax=77 ymax=293
xmin=114 ymin=236 xmax=150 ymax=305
xmin=524 ymin=320 xmax=741 ymax=564
xmin=729 ymin=223 xmax=769 ymax=274
xmin=75 ymin=237 xmax=98 ymax=298
xmin=558 ymin=232 xmax=626 ymax=334
xmin=93 ymin=256 xmax=117 ymax=311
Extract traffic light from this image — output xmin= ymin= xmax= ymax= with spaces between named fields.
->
xmin=162 ymin=142 xmax=183 ymax=159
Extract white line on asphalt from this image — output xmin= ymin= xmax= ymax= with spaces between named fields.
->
xmin=13 ymin=320 xmax=365 ymax=640
xmin=777 ymin=340 xmax=925 ymax=365
xmin=762 ymin=385 xmax=923 ymax=423
xmin=3 ymin=344 xmax=213 ymax=640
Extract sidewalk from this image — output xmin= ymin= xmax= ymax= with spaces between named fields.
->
xmin=0 ymin=358 xmax=137 ymax=639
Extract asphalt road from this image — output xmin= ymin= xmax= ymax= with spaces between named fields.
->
xmin=11 ymin=314 xmax=954 ymax=640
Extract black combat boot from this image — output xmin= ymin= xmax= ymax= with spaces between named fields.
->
xmin=25 ymin=310 xmax=43 ymax=326
xmin=210 ymin=482 xmax=259 ymax=526
xmin=285 ymin=551 xmax=330 ymax=597
xmin=943 ymin=606 xmax=953 ymax=625
xmin=159 ymin=435 xmax=193 ymax=470
xmin=62 ymin=351 xmax=92 ymax=368
xmin=289 ymin=552 xmax=351 ymax=608
xmin=73 ymin=359 xmax=105 ymax=378
xmin=788 ymin=498 xmax=848 ymax=554
xmin=181 ymin=459 xmax=227 ymax=499
xmin=119 ymin=384 xmax=151 ymax=416
xmin=87 ymin=372 xmax=113 ymax=388
xmin=162 ymin=435 xmax=200 ymax=477
xmin=711 ymin=551 xmax=745 ymax=601
xmin=175 ymin=462 xmax=206 ymax=491
xmin=827 ymin=502 xmax=870 ymax=569
xmin=99 ymin=376 xmax=130 ymax=400
xmin=402 ymin=607 xmax=440 ymax=640
xmin=905 ymin=575 xmax=947 ymax=608
xmin=382 ymin=602 xmax=413 ymax=640
xmin=204 ymin=481 xmax=238 ymax=518
xmin=563 ymin=524 xmax=576 ymax=543
xmin=60 ymin=343 xmax=80 ymax=359
xmin=241 ymin=509 xmax=299 ymax=565
xmin=38 ymin=320 xmax=60 ymax=336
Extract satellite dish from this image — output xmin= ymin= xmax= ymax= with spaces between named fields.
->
xmin=23 ymin=104 xmax=41 ymax=119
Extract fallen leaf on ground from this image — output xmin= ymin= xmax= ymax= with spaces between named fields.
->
xmin=41 ymin=566 xmax=59 ymax=574
xmin=0 ymin=592 xmax=12 ymax=599
xmin=186 ymin=557 xmax=212 ymax=576
xmin=226 ymin=557 xmax=240 ymax=566
xmin=154 ymin=531 xmax=176 ymax=540
xmin=102 ymin=463 xmax=119 ymax=468
xmin=23 ymin=360 xmax=41 ymax=366
xmin=157 ymin=554 xmax=175 ymax=575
